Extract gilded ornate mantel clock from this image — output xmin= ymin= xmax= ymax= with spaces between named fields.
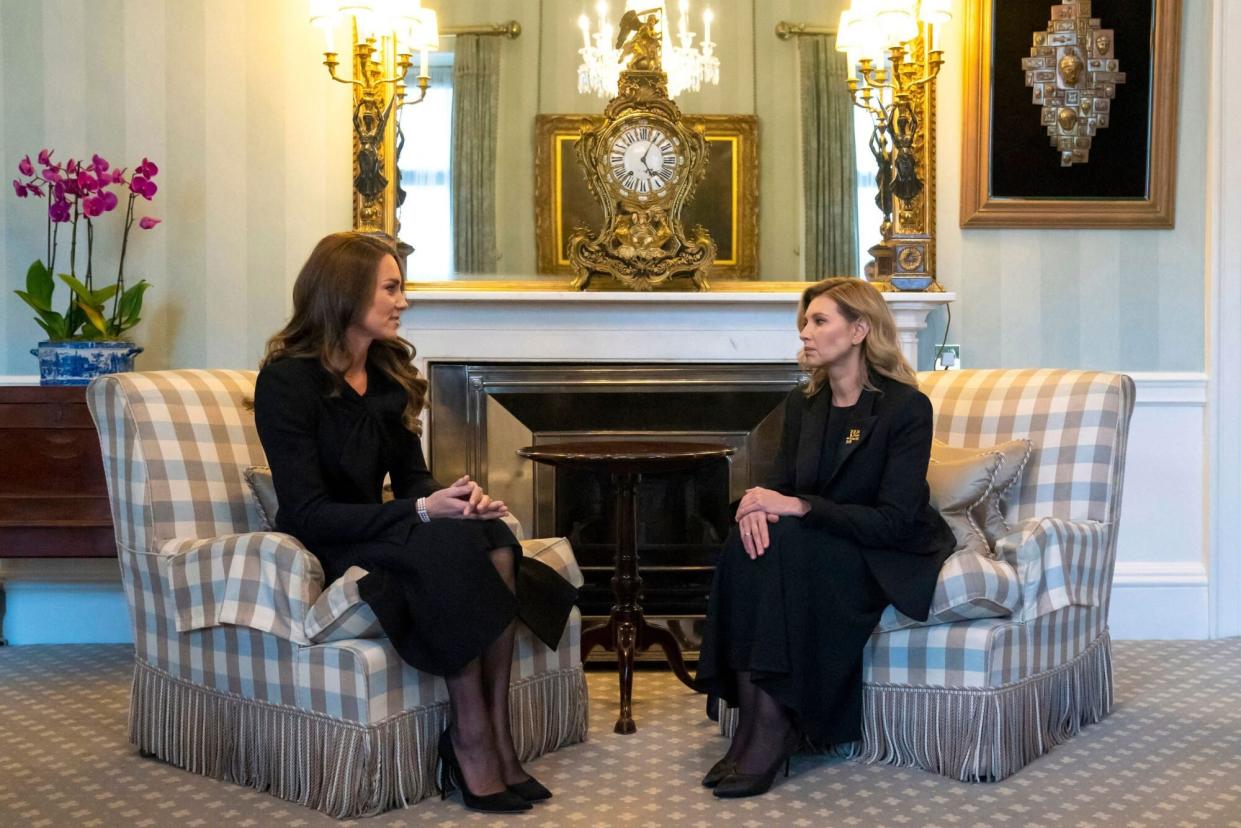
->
xmin=568 ymin=10 xmax=716 ymax=291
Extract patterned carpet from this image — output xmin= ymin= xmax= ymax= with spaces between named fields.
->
xmin=1 ymin=641 xmax=1240 ymax=827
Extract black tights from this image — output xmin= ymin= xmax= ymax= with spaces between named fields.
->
xmin=445 ymin=546 xmax=529 ymax=796
xmin=720 ymin=671 xmax=797 ymax=774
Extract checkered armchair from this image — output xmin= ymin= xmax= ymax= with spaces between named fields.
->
xmin=719 ymin=369 xmax=1135 ymax=782
xmin=87 ymin=369 xmax=588 ymax=817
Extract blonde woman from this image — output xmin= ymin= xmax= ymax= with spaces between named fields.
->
xmin=695 ymin=278 xmax=955 ymax=797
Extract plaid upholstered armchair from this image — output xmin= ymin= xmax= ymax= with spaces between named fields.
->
xmin=87 ymin=369 xmax=588 ymax=817
xmin=719 ymin=369 xmax=1136 ymax=782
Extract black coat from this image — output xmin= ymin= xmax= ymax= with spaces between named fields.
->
xmin=254 ymin=356 xmax=577 ymax=675
xmin=766 ymin=374 xmax=955 ymax=620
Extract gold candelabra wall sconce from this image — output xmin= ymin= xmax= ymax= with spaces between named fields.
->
xmin=840 ymin=1 xmax=949 ymax=292
xmin=781 ymin=0 xmax=949 ymax=292
xmin=310 ymin=1 xmax=440 ymax=240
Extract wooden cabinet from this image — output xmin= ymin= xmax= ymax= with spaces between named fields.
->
xmin=0 ymin=385 xmax=115 ymax=558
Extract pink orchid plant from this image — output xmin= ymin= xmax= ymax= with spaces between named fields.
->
xmin=12 ymin=149 xmax=160 ymax=340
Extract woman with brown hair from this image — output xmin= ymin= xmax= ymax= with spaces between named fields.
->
xmin=253 ymin=231 xmax=575 ymax=814
xmin=695 ymin=277 xmax=955 ymax=797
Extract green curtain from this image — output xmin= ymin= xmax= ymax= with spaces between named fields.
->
xmin=450 ymin=35 xmax=501 ymax=274
xmin=799 ymin=35 xmax=858 ymax=280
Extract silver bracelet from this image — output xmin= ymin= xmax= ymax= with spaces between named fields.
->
xmin=415 ymin=497 xmax=430 ymax=523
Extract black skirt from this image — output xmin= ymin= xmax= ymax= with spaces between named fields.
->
xmin=316 ymin=517 xmax=577 ymax=677
xmin=695 ymin=518 xmax=889 ymax=745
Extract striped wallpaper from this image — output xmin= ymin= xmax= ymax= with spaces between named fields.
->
xmin=0 ymin=0 xmax=1208 ymax=374
xmin=0 ymin=0 xmax=352 ymax=374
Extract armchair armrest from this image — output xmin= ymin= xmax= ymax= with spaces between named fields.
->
xmin=158 ymin=532 xmax=325 ymax=645
xmin=520 ymin=537 xmax=583 ymax=588
xmin=303 ymin=536 xmax=582 ymax=645
xmin=994 ymin=517 xmax=1111 ymax=622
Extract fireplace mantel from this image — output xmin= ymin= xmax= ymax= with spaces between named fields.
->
xmin=404 ymin=289 xmax=953 ymax=377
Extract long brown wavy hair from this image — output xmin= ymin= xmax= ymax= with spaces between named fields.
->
xmin=797 ymin=277 xmax=918 ymax=396
xmin=261 ymin=231 xmax=428 ymax=433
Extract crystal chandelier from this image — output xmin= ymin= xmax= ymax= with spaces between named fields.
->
xmin=577 ymin=1 xmax=719 ymax=98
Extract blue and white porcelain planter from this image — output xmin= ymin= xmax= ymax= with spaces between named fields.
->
xmin=31 ymin=340 xmax=144 ymax=386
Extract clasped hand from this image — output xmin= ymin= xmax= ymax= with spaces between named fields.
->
xmin=733 ymin=487 xmax=808 ymax=559
xmin=423 ymin=475 xmax=509 ymax=520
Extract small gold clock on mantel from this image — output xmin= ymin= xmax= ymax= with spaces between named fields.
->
xmin=568 ymin=10 xmax=716 ymax=291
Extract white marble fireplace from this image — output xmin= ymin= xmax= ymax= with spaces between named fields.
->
xmin=404 ymin=289 xmax=954 ymax=422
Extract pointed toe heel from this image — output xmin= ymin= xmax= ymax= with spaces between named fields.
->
xmin=701 ymin=758 xmax=737 ymax=788
xmin=507 ymin=776 xmax=553 ymax=801
xmin=437 ymin=729 xmax=533 ymax=813
xmin=712 ymin=733 xmax=798 ymax=799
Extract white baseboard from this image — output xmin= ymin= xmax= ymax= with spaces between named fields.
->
xmin=1110 ymin=561 xmax=1210 ymax=640
xmin=0 ymin=374 xmax=41 ymax=385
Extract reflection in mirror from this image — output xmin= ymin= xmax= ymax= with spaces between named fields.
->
xmin=394 ymin=18 xmax=896 ymax=286
xmin=398 ymin=58 xmax=454 ymax=278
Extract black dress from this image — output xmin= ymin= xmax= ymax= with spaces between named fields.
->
xmin=253 ymin=355 xmax=576 ymax=676
xmin=695 ymin=376 xmax=955 ymax=746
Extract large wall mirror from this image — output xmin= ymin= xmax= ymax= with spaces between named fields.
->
xmin=389 ymin=0 xmax=937 ymax=290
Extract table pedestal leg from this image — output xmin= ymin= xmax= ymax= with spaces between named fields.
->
xmin=579 ymin=472 xmax=705 ymax=734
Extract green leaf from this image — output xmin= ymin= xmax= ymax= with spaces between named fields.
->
xmin=34 ymin=318 xmax=54 ymax=338
xmin=25 ymin=260 xmax=54 ymax=308
xmin=14 ymin=289 xmax=52 ymax=314
xmin=77 ymin=301 xmax=110 ymax=335
xmin=91 ymin=283 xmax=119 ymax=304
xmin=117 ymin=281 xmax=150 ymax=329
xmin=33 ymin=308 xmax=69 ymax=340
xmin=59 ymin=273 xmax=96 ymax=304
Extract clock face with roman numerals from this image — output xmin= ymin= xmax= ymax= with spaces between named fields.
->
xmin=608 ymin=122 xmax=680 ymax=197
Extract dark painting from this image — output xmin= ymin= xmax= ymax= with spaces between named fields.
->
xmin=989 ymin=0 xmax=1155 ymax=199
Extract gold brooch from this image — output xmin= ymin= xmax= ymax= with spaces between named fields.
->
xmin=845 ymin=428 xmax=862 ymax=445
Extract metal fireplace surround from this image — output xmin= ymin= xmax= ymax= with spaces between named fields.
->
xmin=428 ymin=362 xmax=803 ymax=659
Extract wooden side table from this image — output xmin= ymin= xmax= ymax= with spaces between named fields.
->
xmin=518 ymin=440 xmax=734 ymax=734
xmin=0 ymin=385 xmax=115 ymax=558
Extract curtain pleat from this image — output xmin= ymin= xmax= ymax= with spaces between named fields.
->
xmin=799 ymin=35 xmax=859 ymax=280
xmin=450 ymin=36 xmax=501 ymax=274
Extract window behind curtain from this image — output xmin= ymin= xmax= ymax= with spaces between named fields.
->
xmin=398 ymin=59 xmax=454 ymax=279
xmin=854 ymin=113 xmax=882 ymax=279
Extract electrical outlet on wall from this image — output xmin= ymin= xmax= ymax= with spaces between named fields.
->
xmin=935 ymin=344 xmax=961 ymax=371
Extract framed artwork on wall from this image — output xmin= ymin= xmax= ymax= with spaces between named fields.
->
xmin=960 ymin=0 xmax=1181 ymax=228
xmin=535 ymin=113 xmax=759 ymax=279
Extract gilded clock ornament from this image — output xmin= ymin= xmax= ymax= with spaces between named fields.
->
xmin=567 ymin=9 xmax=716 ymax=291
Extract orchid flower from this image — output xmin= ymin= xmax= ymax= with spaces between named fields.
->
xmin=11 ymin=148 xmax=162 ymax=341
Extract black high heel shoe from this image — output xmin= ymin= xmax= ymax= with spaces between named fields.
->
xmin=711 ymin=732 xmax=799 ymax=799
xmin=437 ymin=729 xmax=532 ymax=813
xmin=507 ymin=775 xmax=553 ymax=802
xmin=701 ymin=757 xmax=737 ymax=788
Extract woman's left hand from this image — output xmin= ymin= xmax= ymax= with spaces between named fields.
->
xmin=453 ymin=475 xmax=510 ymax=519
xmin=734 ymin=487 xmax=809 ymax=521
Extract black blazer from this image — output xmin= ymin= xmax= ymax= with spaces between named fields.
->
xmin=766 ymin=374 xmax=955 ymax=621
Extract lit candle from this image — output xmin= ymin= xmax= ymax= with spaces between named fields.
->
xmin=419 ymin=46 xmax=428 ymax=77
xmin=579 ymin=14 xmax=592 ymax=51
xmin=703 ymin=7 xmax=712 ymax=44
xmin=597 ymin=0 xmax=608 ymax=30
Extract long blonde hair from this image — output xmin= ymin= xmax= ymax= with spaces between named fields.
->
xmin=260 ymin=232 xmax=428 ymax=434
xmin=796 ymin=277 xmax=918 ymax=396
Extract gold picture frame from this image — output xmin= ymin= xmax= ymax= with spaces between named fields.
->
xmin=960 ymin=0 xmax=1181 ymax=228
xmin=535 ymin=113 xmax=759 ymax=279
